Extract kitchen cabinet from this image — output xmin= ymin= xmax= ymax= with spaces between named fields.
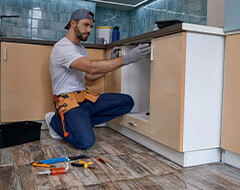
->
xmin=85 ymin=48 xmax=105 ymax=93
xmin=105 ymin=45 xmax=151 ymax=137
xmin=221 ymin=33 xmax=240 ymax=169
xmin=0 ymin=41 xmax=105 ymax=122
xmin=0 ymin=42 xmax=54 ymax=122
xmin=106 ymin=24 xmax=225 ymax=167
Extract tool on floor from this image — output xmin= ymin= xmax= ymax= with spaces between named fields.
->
xmin=37 ymin=155 xmax=90 ymax=165
xmin=36 ymin=163 xmax=69 ymax=175
xmin=97 ymin=157 xmax=113 ymax=169
xmin=71 ymin=161 xmax=95 ymax=168
xmin=31 ymin=162 xmax=51 ymax=168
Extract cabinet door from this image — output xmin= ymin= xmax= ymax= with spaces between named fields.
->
xmin=150 ymin=33 xmax=186 ymax=151
xmin=85 ymin=48 xmax=105 ymax=93
xmin=222 ymin=34 xmax=240 ymax=154
xmin=0 ymin=42 xmax=54 ymax=122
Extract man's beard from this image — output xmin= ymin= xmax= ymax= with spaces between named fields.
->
xmin=74 ymin=26 xmax=90 ymax=42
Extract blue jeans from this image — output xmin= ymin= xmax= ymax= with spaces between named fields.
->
xmin=50 ymin=93 xmax=134 ymax=149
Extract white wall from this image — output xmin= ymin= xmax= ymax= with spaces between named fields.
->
xmin=207 ymin=0 xmax=225 ymax=28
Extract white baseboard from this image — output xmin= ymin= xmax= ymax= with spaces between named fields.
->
xmin=110 ymin=124 xmax=221 ymax=167
xmin=222 ymin=150 xmax=240 ymax=169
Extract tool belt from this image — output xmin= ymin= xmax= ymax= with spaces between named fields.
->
xmin=52 ymin=89 xmax=100 ymax=137
xmin=55 ymin=90 xmax=99 ymax=114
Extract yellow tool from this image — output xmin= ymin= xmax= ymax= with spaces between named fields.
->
xmin=71 ymin=161 xmax=94 ymax=168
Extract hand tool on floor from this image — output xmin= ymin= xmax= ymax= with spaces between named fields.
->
xmin=37 ymin=155 xmax=90 ymax=165
xmin=36 ymin=163 xmax=69 ymax=175
xmin=71 ymin=161 xmax=95 ymax=168
xmin=97 ymin=157 xmax=113 ymax=169
xmin=31 ymin=162 xmax=51 ymax=168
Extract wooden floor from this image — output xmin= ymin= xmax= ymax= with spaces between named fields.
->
xmin=1 ymin=127 xmax=240 ymax=190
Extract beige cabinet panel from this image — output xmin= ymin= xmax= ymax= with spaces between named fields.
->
xmin=150 ymin=33 xmax=186 ymax=151
xmin=85 ymin=48 xmax=105 ymax=93
xmin=104 ymin=48 xmax=122 ymax=93
xmin=0 ymin=43 xmax=105 ymax=122
xmin=0 ymin=42 xmax=54 ymax=122
xmin=222 ymin=34 xmax=240 ymax=154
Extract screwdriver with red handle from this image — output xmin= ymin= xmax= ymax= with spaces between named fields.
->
xmin=36 ymin=163 xmax=69 ymax=175
xmin=97 ymin=158 xmax=113 ymax=169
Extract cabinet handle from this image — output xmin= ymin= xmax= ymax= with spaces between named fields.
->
xmin=4 ymin=47 xmax=7 ymax=61
xmin=128 ymin=122 xmax=136 ymax=127
xmin=150 ymin=44 xmax=153 ymax=61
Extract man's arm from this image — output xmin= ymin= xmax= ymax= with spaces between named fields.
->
xmin=70 ymin=56 xmax=125 ymax=75
xmin=71 ymin=44 xmax=151 ymax=78
xmin=84 ymin=73 xmax=105 ymax=82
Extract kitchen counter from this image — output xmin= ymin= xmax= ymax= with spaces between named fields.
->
xmin=0 ymin=37 xmax=105 ymax=49
xmin=0 ymin=23 xmax=225 ymax=49
xmin=106 ymin=23 xmax=225 ymax=47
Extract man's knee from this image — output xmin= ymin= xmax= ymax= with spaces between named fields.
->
xmin=122 ymin=94 xmax=134 ymax=113
xmin=70 ymin=132 xmax=95 ymax=150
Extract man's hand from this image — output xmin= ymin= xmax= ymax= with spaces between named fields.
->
xmin=123 ymin=43 xmax=151 ymax=65
xmin=111 ymin=47 xmax=121 ymax=59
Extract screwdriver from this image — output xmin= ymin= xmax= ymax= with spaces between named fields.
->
xmin=36 ymin=163 xmax=69 ymax=175
xmin=97 ymin=157 xmax=113 ymax=169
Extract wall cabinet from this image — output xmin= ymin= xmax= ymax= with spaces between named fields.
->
xmin=106 ymin=25 xmax=225 ymax=167
xmin=0 ymin=42 xmax=105 ymax=122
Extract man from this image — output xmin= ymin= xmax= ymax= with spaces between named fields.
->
xmin=45 ymin=9 xmax=151 ymax=149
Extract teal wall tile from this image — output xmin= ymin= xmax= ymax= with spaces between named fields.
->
xmin=129 ymin=0 xmax=207 ymax=37
xmin=0 ymin=0 xmax=206 ymax=42
xmin=95 ymin=7 xmax=130 ymax=40
xmin=0 ymin=0 xmax=96 ymax=42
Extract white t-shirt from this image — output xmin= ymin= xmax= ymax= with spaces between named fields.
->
xmin=50 ymin=37 xmax=88 ymax=95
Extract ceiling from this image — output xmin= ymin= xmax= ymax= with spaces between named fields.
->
xmin=89 ymin=0 xmax=152 ymax=10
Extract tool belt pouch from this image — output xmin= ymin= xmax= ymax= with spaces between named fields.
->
xmin=56 ymin=94 xmax=79 ymax=114
xmin=55 ymin=90 xmax=100 ymax=114
xmin=82 ymin=91 xmax=99 ymax=103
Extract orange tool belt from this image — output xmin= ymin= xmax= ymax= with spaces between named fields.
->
xmin=53 ymin=89 xmax=100 ymax=137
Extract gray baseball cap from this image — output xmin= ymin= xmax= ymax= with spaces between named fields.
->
xmin=64 ymin=9 xmax=95 ymax=30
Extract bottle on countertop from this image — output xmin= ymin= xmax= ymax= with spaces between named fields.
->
xmin=112 ymin=26 xmax=120 ymax=42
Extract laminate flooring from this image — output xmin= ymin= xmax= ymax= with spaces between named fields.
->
xmin=0 ymin=127 xmax=240 ymax=190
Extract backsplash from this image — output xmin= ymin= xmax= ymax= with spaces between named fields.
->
xmin=95 ymin=8 xmax=129 ymax=41
xmin=95 ymin=0 xmax=207 ymax=40
xmin=129 ymin=0 xmax=207 ymax=37
xmin=0 ymin=0 xmax=96 ymax=43
xmin=0 ymin=0 xmax=207 ymax=42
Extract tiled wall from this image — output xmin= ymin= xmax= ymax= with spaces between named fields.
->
xmin=129 ymin=0 xmax=207 ymax=37
xmin=96 ymin=0 xmax=207 ymax=40
xmin=0 ymin=0 xmax=207 ymax=42
xmin=0 ymin=0 xmax=96 ymax=43
xmin=95 ymin=8 xmax=129 ymax=41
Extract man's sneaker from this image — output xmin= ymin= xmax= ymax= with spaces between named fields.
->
xmin=45 ymin=112 xmax=63 ymax=140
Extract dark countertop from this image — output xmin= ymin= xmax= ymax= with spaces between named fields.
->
xmin=0 ymin=37 xmax=105 ymax=49
xmin=0 ymin=23 xmax=183 ymax=49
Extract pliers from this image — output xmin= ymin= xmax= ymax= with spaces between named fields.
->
xmin=71 ymin=161 xmax=95 ymax=168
